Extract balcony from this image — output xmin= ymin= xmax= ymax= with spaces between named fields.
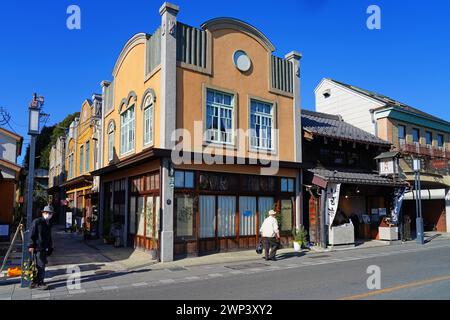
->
xmin=398 ymin=140 xmax=449 ymax=159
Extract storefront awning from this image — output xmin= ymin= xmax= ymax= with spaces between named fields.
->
xmin=309 ymin=168 xmax=408 ymax=187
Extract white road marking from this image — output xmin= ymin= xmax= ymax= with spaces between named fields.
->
xmin=132 ymin=282 xmax=148 ymax=287
xmin=102 ymin=285 xmax=119 ymax=291
xmin=185 ymin=276 xmax=201 ymax=281
xmin=160 ymin=279 xmax=175 ymax=284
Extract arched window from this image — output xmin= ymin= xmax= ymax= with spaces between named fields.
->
xmin=142 ymin=91 xmax=155 ymax=146
xmin=120 ymin=97 xmax=135 ymax=155
xmin=108 ymin=121 xmax=115 ymax=162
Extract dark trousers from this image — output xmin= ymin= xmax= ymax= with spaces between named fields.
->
xmin=34 ymin=251 xmax=48 ymax=284
xmin=263 ymin=237 xmax=279 ymax=259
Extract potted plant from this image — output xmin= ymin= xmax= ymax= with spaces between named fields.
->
xmin=293 ymin=225 xmax=308 ymax=252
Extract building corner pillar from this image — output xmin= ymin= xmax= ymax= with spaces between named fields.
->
xmin=160 ymin=158 xmax=174 ymax=262
xmin=159 ymin=2 xmax=179 ymax=150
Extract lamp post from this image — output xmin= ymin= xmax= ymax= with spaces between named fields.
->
xmin=413 ymin=158 xmax=425 ymax=245
xmin=21 ymin=93 xmax=44 ymax=288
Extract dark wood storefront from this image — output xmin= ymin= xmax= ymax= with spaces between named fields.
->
xmin=173 ymin=170 xmax=296 ymax=257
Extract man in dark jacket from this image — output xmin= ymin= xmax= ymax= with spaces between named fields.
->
xmin=28 ymin=205 xmax=55 ymax=290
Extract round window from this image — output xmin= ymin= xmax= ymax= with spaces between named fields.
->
xmin=233 ymin=50 xmax=252 ymax=72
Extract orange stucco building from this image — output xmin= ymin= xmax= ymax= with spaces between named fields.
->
xmin=92 ymin=2 xmax=303 ymax=261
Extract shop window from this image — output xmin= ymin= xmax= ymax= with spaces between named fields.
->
xmin=250 ymin=99 xmax=274 ymax=150
xmin=175 ymin=194 xmax=195 ymax=239
xmin=260 ymin=176 xmax=276 ymax=192
xmin=175 ymin=171 xmax=195 ymax=189
xmin=258 ymin=197 xmax=274 ymax=224
xmin=145 ymin=173 xmax=160 ymax=191
xmin=199 ymin=196 xmax=216 ymax=238
xmin=281 ymin=178 xmax=294 ymax=193
xmin=280 ymin=199 xmax=293 ymax=232
xmin=218 ymin=196 xmax=236 ymax=237
xmin=129 ymin=196 xmax=136 ymax=235
xmin=205 ymin=89 xmax=234 ymax=144
xmin=136 ymin=196 xmax=145 ymax=236
xmin=146 ymin=197 xmax=154 ymax=238
xmin=239 ymin=197 xmax=257 ymax=236
xmin=199 ymin=172 xmax=238 ymax=191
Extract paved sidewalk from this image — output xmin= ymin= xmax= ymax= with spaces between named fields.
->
xmin=1 ymin=227 xmax=449 ymax=300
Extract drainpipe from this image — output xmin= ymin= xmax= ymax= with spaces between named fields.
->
xmin=369 ymin=109 xmax=378 ymax=137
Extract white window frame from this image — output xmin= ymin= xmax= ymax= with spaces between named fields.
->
xmin=143 ymin=95 xmax=154 ymax=147
xmin=120 ymin=105 xmax=135 ymax=156
xmin=79 ymin=145 xmax=84 ymax=175
xmin=108 ymin=121 xmax=115 ymax=162
xmin=205 ymin=88 xmax=235 ymax=145
xmin=249 ymin=99 xmax=275 ymax=151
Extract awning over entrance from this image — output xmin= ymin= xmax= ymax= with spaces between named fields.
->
xmin=308 ymin=168 xmax=408 ymax=188
xmin=404 ymin=189 xmax=447 ymax=200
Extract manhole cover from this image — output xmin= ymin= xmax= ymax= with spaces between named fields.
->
xmin=167 ymin=267 xmax=188 ymax=272
xmin=225 ymin=262 xmax=268 ymax=270
xmin=308 ymin=255 xmax=330 ymax=259
xmin=94 ymin=270 xmax=115 ymax=275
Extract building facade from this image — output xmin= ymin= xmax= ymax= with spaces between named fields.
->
xmin=92 ymin=2 xmax=303 ymax=262
xmin=61 ymin=94 xmax=102 ymax=236
xmin=48 ymin=136 xmax=66 ymax=223
xmin=0 ymin=127 xmax=23 ymax=226
xmin=301 ymin=110 xmax=407 ymax=247
xmin=315 ymin=78 xmax=450 ymax=234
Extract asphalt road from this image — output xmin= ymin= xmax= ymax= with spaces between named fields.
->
xmin=62 ymin=242 xmax=450 ymax=300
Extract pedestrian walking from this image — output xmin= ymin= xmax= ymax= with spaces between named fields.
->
xmin=28 ymin=205 xmax=55 ymax=290
xmin=259 ymin=210 xmax=280 ymax=261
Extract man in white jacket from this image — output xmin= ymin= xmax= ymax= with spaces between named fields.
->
xmin=259 ymin=210 xmax=280 ymax=261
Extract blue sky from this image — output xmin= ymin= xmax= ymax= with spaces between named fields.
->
xmin=1 ymin=0 xmax=449 ymax=162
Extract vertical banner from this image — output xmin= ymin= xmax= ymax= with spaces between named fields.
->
xmin=326 ymin=183 xmax=341 ymax=226
xmin=392 ymin=187 xmax=406 ymax=225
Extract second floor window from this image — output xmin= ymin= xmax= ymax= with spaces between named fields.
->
xmin=108 ymin=122 xmax=115 ymax=162
xmin=79 ymin=146 xmax=84 ymax=174
xmin=143 ymin=95 xmax=154 ymax=146
xmin=398 ymin=125 xmax=406 ymax=142
xmin=412 ymin=128 xmax=420 ymax=144
xmin=438 ymin=134 xmax=445 ymax=149
xmin=85 ymin=141 xmax=90 ymax=172
xmin=250 ymin=100 xmax=274 ymax=150
xmin=426 ymin=131 xmax=432 ymax=146
xmin=205 ymin=89 xmax=234 ymax=144
xmin=120 ymin=106 xmax=135 ymax=155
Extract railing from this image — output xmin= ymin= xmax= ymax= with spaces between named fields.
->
xmin=399 ymin=140 xmax=449 ymax=159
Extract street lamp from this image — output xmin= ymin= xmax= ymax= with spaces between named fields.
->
xmin=21 ymin=93 xmax=44 ymax=288
xmin=413 ymin=158 xmax=424 ymax=245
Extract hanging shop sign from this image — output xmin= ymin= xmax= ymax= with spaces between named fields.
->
xmin=379 ymin=158 xmax=399 ymax=176
xmin=326 ymin=183 xmax=341 ymax=226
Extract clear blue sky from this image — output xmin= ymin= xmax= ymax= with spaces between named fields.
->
xmin=1 ymin=0 xmax=449 ymax=163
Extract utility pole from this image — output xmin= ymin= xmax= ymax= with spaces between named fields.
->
xmin=413 ymin=158 xmax=425 ymax=245
xmin=21 ymin=93 xmax=44 ymax=288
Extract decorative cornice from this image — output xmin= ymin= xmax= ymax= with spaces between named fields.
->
xmin=112 ymin=33 xmax=148 ymax=78
xmin=201 ymin=17 xmax=275 ymax=52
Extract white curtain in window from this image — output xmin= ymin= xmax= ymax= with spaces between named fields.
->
xmin=200 ymin=196 xmax=216 ymax=238
xmin=137 ymin=196 xmax=145 ymax=236
xmin=218 ymin=196 xmax=236 ymax=237
xmin=146 ymin=196 xmax=154 ymax=238
xmin=239 ymin=197 xmax=257 ymax=236
xmin=258 ymin=197 xmax=274 ymax=228
xmin=144 ymin=102 xmax=153 ymax=145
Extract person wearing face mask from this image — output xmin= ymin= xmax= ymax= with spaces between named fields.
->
xmin=28 ymin=205 xmax=55 ymax=290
